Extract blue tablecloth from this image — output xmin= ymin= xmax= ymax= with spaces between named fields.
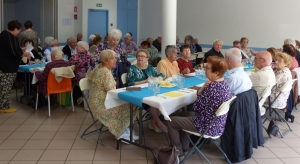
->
xmin=127 ymin=55 xmax=135 ymax=59
xmin=19 ymin=63 xmax=46 ymax=72
xmin=118 ymin=77 xmax=205 ymax=107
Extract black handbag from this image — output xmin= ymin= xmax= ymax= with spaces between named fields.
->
xmin=267 ymin=120 xmax=279 ymax=136
xmin=157 ymin=145 xmax=180 ymax=164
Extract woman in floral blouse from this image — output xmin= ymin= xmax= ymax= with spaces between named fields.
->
xmin=167 ymin=56 xmax=231 ymax=159
xmin=270 ymin=52 xmax=293 ymax=122
xmin=127 ymin=50 xmax=167 ymax=133
xmin=98 ymin=29 xmax=131 ymax=88
xmin=89 ymin=50 xmax=138 ymax=141
xmin=69 ymin=41 xmax=95 ymax=104
xmin=177 ymin=45 xmax=195 ymax=74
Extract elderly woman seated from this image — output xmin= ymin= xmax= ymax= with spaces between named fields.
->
xmin=69 ymin=41 xmax=95 ymax=104
xmin=167 ymin=56 xmax=232 ymax=160
xmin=269 ymin=52 xmax=293 ymax=122
xmin=182 ymin=35 xmax=197 ymax=54
xmin=140 ymin=41 xmax=159 ymax=66
xmin=89 ymin=50 xmax=138 ymax=141
xmin=177 ymin=45 xmax=195 ymax=74
xmin=282 ymin=44 xmax=299 ymax=70
xmin=99 ymin=29 xmax=131 ymax=88
xmin=127 ymin=50 xmax=167 ymax=132
xmin=88 ymin=35 xmax=102 ymax=55
xmin=33 ymin=48 xmax=71 ymax=106
xmin=157 ymin=45 xmax=180 ymax=78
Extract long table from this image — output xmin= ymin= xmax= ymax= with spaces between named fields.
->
xmin=105 ymin=68 xmax=255 ymax=161
xmin=18 ymin=63 xmax=46 ymax=102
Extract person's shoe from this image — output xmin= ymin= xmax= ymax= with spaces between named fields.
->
xmin=149 ymin=123 xmax=162 ymax=133
xmin=125 ymin=128 xmax=139 ymax=140
xmin=0 ymin=108 xmax=16 ymax=113
xmin=290 ymin=115 xmax=295 ymax=123
xmin=77 ymin=97 xmax=83 ymax=105
xmin=117 ymin=131 xmax=132 ymax=144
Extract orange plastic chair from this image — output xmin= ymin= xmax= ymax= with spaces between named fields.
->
xmin=35 ymin=72 xmax=74 ymax=117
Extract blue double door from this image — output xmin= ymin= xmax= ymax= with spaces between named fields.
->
xmin=117 ymin=0 xmax=138 ymax=42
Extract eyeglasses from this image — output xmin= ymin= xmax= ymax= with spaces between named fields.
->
xmin=137 ymin=55 xmax=147 ymax=58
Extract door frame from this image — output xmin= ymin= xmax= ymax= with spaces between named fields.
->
xmin=87 ymin=9 xmax=109 ymax=39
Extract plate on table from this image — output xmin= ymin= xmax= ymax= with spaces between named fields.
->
xmin=159 ymin=81 xmax=176 ymax=88
xmin=185 ymin=72 xmax=195 ymax=77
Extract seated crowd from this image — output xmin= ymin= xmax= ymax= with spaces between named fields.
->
xmin=1 ymin=19 xmax=300 ymax=163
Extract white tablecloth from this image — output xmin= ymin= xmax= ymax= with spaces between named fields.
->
xmin=31 ymin=67 xmax=45 ymax=84
xmin=105 ymin=83 xmax=204 ymax=121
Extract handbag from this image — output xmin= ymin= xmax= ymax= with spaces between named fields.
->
xmin=267 ymin=120 xmax=279 ymax=136
xmin=57 ymin=92 xmax=71 ymax=107
xmin=157 ymin=145 xmax=180 ymax=164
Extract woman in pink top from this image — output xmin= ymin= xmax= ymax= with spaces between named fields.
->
xmin=283 ymin=44 xmax=299 ymax=70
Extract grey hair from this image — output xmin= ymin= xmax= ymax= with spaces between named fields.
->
xmin=100 ymin=49 xmax=116 ymax=62
xmin=89 ymin=34 xmax=96 ymax=42
xmin=67 ymin=37 xmax=76 ymax=43
xmin=213 ymin=39 xmax=223 ymax=45
xmin=165 ymin=45 xmax=177 ymax=56
xmin=50 ymin=39 xmax=58 ymax=46
xmin=184 ymin=35 xmax=193 ymax=42
xmin=284 ymin=38 xmax=296 ymax=47
xmin=193 ymin=38 xmax=198 ymax=43
xmin=77 ymin=41 xmax=89 ymax=51
xmin=146 ymin=37 xmax=152 ymax=41
xmin=124 ymin=33 xmax=131 ymax=38
xmin=51 ymin=47 xmax=63 ymax=59
xmin=225 ymin=48 xmax=242 ymax=63
xmin=176 ymin=36 xmax=180 ymax=43
xmin=108 ymin=29 xmax=122 ymax=39
xmin=45 ymin=36 xmax=54 ymax=45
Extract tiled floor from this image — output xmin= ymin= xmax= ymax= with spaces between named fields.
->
xmin=2 ymin=90 xmax=300 ymax=164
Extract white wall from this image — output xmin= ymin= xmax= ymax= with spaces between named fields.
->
xmin=57 ymin=0 xmax=82 ymax=44
xmin=138 ymin=0 xmax=300 ymax=51
xmin=82 ymin=0 xmax=117 ymax=41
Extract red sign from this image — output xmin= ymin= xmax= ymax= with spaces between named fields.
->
xmin=74 ymin=6 xmax=77 ymax=12
xmin=74 ymin=14 xmax=77 ymax=20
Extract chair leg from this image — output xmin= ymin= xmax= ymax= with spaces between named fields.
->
xmin=181 ymin=134 xmax=211 ymax=164
xmin=35 ymin=92 xmax=39 ymax=110
xmin=70 ymin=92 xmax=75 ymax=112
xmin=211 ymin=139 xmax=232 ymax=164
xmin=48 ymin=96 xmax=51 ymax=117
xmin=60 ymin=93 xmax=61 ymax=105
xmin=273 ymin=108 xmax=292 ymax=138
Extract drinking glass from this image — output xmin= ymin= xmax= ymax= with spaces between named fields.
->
xmin=63 ymin=55 xmax=68 ymax=61
xmin=41 ymin=57 xmax=46 ymax=63
xmin=153 ymin=83 xmax=160 ymax=96
xmin=177 ymin=76 xmax=185 ymax=89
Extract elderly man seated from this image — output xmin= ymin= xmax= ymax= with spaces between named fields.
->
xmin=157 ymin=45 xmax=180 ymax=78
xmin=224 ymin=48 xmax=252 ymax=95
xmin=153 ymin=36 xmax=162 ymax=52
xmin=62 ymin=37 xmax=77 ymax=60
xmin=77 ymin=32 xmax=83 ymax=42
xmin=249 ymin=51 xmax=276 ymax=105
xmin=203 ymin=39 xmax=224 ymax=63
xmin=44 ymin=39 xmax=59 ymax=62
xmin=33 ymin=48 xmax=71 ymax=107
xmin=121 ymin=33 xmax=139 ymax=55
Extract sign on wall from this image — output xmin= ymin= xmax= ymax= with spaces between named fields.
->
xmin=96 ymin=3 xmax=102 ymax=7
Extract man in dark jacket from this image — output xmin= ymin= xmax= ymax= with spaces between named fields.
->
xmin=62 ymin=37 xmax=77 ymax=60
xmin=153 ymin=36 xmax=162 ymax=52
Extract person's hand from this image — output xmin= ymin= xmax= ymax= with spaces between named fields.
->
xmin=21 ymin=47 xmax=26 ymax=51
xmin=33 ymin=68 xmax=40 ymax=73
xmin=23 ymin=52 xmax=31 ymax=59
xmin=28 ymin=61 xmax=35 ymax=65
xmin=203 ymin=80 xmax=211 ymax=88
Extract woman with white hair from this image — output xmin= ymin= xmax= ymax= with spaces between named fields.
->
xmin=89 ymin=50 xmax=139 ymax=142
xmin=69 ymin=41 xmax=95 ymax=104
xmin=99 ymin=28 xmax=131 ymax=88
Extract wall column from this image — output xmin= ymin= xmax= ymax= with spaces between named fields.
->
xmin=161 ymin=0 xmax=177 ymax=58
